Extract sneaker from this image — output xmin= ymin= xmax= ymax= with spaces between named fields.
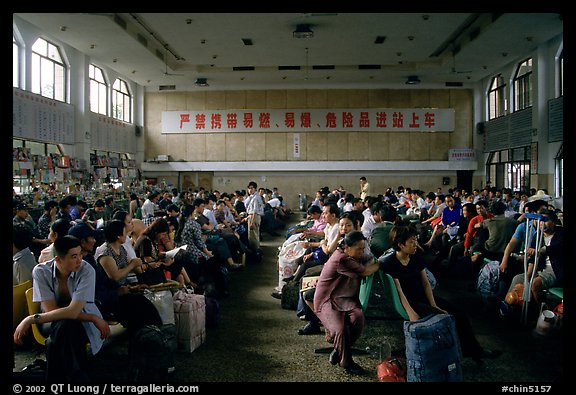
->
xmin=228 ymin=263 xmax=244 ymax=271
xmin=271 ymin=291 xmax=282 ymax=299
xmin=329 ymin=349 xmax=339 ymax=365
xmin=298 ymin=322 xmax=322 ymax=335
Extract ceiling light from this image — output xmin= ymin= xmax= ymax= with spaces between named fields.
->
xmin=195 ymin=78 xmax=209 ymax=87
xmin=293 ymin=24 xmax=314 ymax=39
xmin=405 ymin=75 xmax=421 ymax=85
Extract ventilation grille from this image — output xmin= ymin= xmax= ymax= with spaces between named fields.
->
xmin=137 ymin=33 xmax=148 ymax=47
xmin=358 ymin=65 xmax=381 ymax=70
xmin=312 ymin=65 xmax=335 ymax=70
xmin=233 ymin=66 xmax=255 ymax=71
xmin=159 ymin=85 xmax=176 ymax=91
xmin=113 ymin=14 xmax=127 ymax=30
xmin=278 ymin=66 xmax=301 ymax=70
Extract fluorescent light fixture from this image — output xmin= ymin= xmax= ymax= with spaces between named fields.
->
xmin=405 ymin=75 xmax=421 ymax=85
xmin=293 ymin=24 xmax=314 ymax=39
xmin=195 ymin=78 xmax=209 ymax=87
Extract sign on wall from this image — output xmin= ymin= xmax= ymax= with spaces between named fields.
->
xmin=162 ymin=108 xmax=455 ymax=133
xmin=13 ymin=87 xmax=75 ymax=144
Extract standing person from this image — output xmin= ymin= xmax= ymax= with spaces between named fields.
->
xmin=129 ymin=193 xmax=141 ymax=219
xmin=244 ymin=181 xmax=264 ymax=251
xmin=313 ymin=231 xmax=380 ymax=375
xmin=380 ymin=225 xmax=501 ymax=364
xmin=359 ymin=177 xmax=371 ymax=201
xmin=141 ymin=191 xmax=160 ymax=220
xmin=13 ymin=236 xmax=111 ymax=382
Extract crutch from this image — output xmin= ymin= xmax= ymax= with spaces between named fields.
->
xmin=521 ymin=213 xmax=544 ymax=325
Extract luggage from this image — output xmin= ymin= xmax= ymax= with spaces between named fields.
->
xmin=277 ymin=241 xmax=307 ymax=292
xmin=281 ymin=280 xmax=300 ymax=310
xmin=404 ymin=313 xmax=463 ymax=382
xmin=173 ymin=290 xmax=206 ymax=353
xmin=143 ymin=289 xmax=175 ymax=325
xmin=477 ymin=260 xmax=507 ymax=311
xmin=128 ymin=323 xmax=176 ymax=382
xmin=205 ymin=296 xmax=221 ymax=328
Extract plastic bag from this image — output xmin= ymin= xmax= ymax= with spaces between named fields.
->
xmin=143 ymin=289 xmax=175 ymax=325
xmin=377 ymin=357 xmax=406 ymax=382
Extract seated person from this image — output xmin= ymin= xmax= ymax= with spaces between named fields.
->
xmin=13 ymin=224 xmax=38 ymax=285
xmin=297 ymin=210 xmax=366 ymax=336
xmin=504 ymin=209 xmax=563 ymax=309
xmin=38 ymin=219 xmax=73 ymax=264
xmin=94 ymin=220 xmax=163 ymax=333
xmin=13 ymin=236 xmax=111 ymax=382
xmin=380 ymin=224 xmax=502 ymax=364
xmin=134 ymin=217 xmax=193 ymax=285
xmin=313 ymin=231 xmax=380 ymax=375
xmin=82 ymin=199 xmax=105 ymax=229
xmin=288 ymin=204 xmax=325 ymax=240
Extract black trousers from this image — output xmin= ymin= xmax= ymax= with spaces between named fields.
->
xmin=45 ymin=320 xmax=90 ymax=382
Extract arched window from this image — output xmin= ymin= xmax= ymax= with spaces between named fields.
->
xmin=31 ymin=37 xmax=66 ymax=102
xmin=89 ymin=64 xmax=108 ymax=115
xmin=13 ymin=35 xmax=20 ymax=88
xmin=112 ymin=78 xmax=131 ymax=123
xmin=513 ymin=58 xmax=532 ymax=112
xmin=488 ymin=74 xmax=507 ymax=120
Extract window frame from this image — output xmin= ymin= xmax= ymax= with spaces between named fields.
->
xmin=112 ymin=78 xmax=132 ymax=123
xmin=488 ymin=74 xmax=507 ymax=120
xmin=485 ymin=147 xmax=531 ymax=193
xmin=31 ymin=37 xmax=67 ymax=103
xmin=513 ymin=58 xmax=533 ymax=112
xmin=89 ymin=64 xmax=109 ymax=116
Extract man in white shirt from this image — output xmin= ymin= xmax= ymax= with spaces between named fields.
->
xmin=245 ymin=181 xmax=264 ymax=250
xmin=141 ymin=191 xmax=160 ymax=219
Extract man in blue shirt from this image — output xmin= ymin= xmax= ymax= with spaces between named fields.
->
xmin=14 ymin=235 xmax=110 ymax=382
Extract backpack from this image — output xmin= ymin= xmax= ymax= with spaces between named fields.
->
xmin=476 ymin=260 xmax=506 ymax=308
xmin=134 ymin=206 xmax=143 ymax=220
xmin=281 ymin=281 xmax=300 ymax=310
xmin=128 ymin=324 xmax=176 ymax=382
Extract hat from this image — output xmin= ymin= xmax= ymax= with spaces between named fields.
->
xmin=68 ymin=222 xmax=97 ymax=240
xmin=528 ymin=189 xmax=551 ymax=202
xmin=16 ymin=202 xmax=30 ymax=211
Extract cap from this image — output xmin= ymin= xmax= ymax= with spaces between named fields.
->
xmin=68 ymin=222 xmax=97 ymax=240
xmin=16 ymin=202 xmax=30 ymax=211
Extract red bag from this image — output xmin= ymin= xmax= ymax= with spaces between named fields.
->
xmin=377 ymin=357 xmax=406 ymax=382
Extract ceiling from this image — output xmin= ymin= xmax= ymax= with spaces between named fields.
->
xmin=14 ymin=13 xmax=563 ymax=91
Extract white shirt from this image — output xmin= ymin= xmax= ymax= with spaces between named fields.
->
xmin=141 ymin=199 xmax=156 ymax=218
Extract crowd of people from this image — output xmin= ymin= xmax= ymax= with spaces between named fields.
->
xmin=13 ymin=177 xmax=563 ymax=380
xmin=13 ymin=181 xmax=293 ymax=381
xmin=275 ymin=178 xmax=564 ymax=375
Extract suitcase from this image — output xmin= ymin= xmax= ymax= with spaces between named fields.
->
xmin=173 ymin=290 xmax=206 ymax=353
xmin=403 ymin=313 xmax=463 ymax=382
